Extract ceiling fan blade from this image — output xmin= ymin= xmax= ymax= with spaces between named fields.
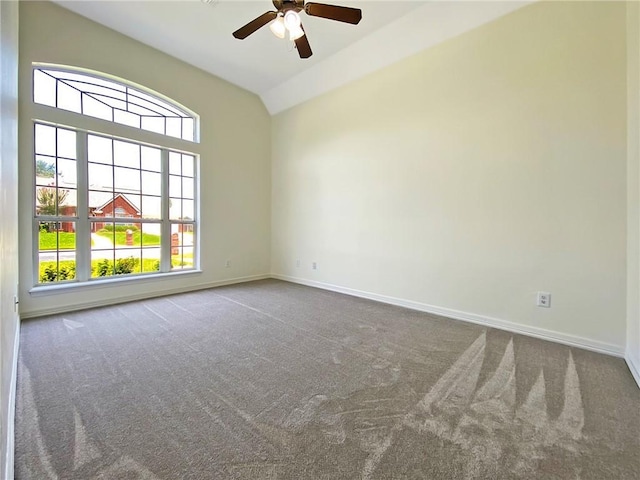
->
xmin=233 ymin=11 xmax=278 ymax=39
xmin=295 ymin=27 xmax=313 ymax=59
xmin=304 ymin=3 xmax=362 ymax=25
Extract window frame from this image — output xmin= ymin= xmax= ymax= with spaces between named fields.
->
xmin=30 ymin=64 xmax=201 ymax=290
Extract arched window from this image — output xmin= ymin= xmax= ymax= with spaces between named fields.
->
xmin=32 ymin=64 xmax=199 ymax=285
xmin=33 ymin=67 xmax=197 ymax=141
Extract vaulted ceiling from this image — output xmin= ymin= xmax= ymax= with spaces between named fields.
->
xmin=53 ymin=1 xmax=531 ymax=114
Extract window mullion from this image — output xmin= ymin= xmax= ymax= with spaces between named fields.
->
xmin=75 ymin=131 xmax=90 ymax=281
xmin=160 ymin=149 xmax=171 ymax=272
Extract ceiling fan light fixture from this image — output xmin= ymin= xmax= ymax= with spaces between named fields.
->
xmin=284 ymin=10 xmax=301 ymax=31
xmin=289 ymin=25 xmax=305 ymax=41
xmin=269 ymin=16 xmax=286 ymax=39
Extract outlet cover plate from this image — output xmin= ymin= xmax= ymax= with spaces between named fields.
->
xmin=537 ymin=292 xmax=551 ymax=308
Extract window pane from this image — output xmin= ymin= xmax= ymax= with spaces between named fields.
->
xmin=114 ymin=140 xmax=140 ymax=169
xmin=36 ymin=187 xmax=73 ymax=217
xmin=141 ymin=146 xmax=161 ymax=172
xmin=182 ymin=177 xmax=194 ymax=200
xmin=142 ymin=248 xmax=160 ymax=273
xmin=114 ymin=167 xmax=140 ymax=193
xmin=169 ymin=152 xmax=181 ymax=175
xmin=182 ymin=118 xmax=194 ymax=142
xmin=57 ymin=81 xmax=81 ymax=113
xmin=35 ymin=156 xmax=56 ymax=185
xmin=141 ymin=223 xmax=161 ymax=273
xmin=182 ymin=246 xmax=194 ymax=268
xmin=88 ymin=135 xmax=113 ymax=165
xmin=114 ymin=109 xmax=141 ymax=129
xmin=57 ymin=128 xmax=76 ymax=159
xmin=35 ymin=124 xmax=56 ymax=156
xmin=89 ymin=191 xmax=113 ymax=217
xmin=166 ymin=117 xmax=182 ymax=139
xmin=88 ymin=164 xmax=113 ymax=191
xmin=120 ymin=226 xmax=141 ymax=248
xmin=171 ymin=247 xmax=183 ymax=270
xmin=141 ymin=116 xmax=164 ymax=135
xmin=141 ymin=223 xmax=161 ymax=248
xmin=141 ymin=195 xmax=161 ymax=219
xmin=58 ymin=189 xmax=77 ymax=217
xmin=182 ymin=200 xmax=194 ymax=220
xmin=169 ymin=175 xmax=181 ymax=197
xmin=170 ymin=227 xmax=182 ymax=270
xmin=182 ymin=155 xmax=194 ymax=177
xmin=113 ymin=193 xmax=141 ymax=217
xmin=169 ymin=198 xmax=181 ymax=220
xmin=141 ymin=171 xmax=161 ymax=196
xmin=57 ymin=158 xmax=77 ymax=187
xmin=91 ymin=248 xmax=114 ymax=278
xmin=33 ymin=70 xmax=56 ymax=107
xmin=38 ymin=221 xmax=76 ymax=283
xmin=171 ymin=225 xmax=183 ymax=245
xmin=83 ymin=94 xmax=113 ymax=121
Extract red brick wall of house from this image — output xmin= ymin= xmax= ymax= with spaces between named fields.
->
xmin=59 ymin=205 xmax=76 ymax=233
xmin=91 ymin=195 xmax=142 ymax=232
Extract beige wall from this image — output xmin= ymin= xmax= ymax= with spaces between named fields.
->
xmin=272 ymin=1 xmax=628 ymax=353
xmin=0 ymin=0 xmax=20 ymax=476
xmin=627 ymin=1 xmax=640 ymax=384
xmin=18 ymin=2 xmax=272 ymax=317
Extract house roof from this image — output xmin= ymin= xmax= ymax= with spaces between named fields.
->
xmin=92 ymin=193 xmax=141 ymax=215
xmin=36 ymin=176 xmax=142 ymax=212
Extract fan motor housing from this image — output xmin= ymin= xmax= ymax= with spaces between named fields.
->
xmin=272 ymin=0 xmax=304 ymax=12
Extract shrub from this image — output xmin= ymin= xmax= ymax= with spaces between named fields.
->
xmin=40 ymin=262 xmax=76 ymax=282
xmin=115 ymin=257 xmax=138 ymax=275
xmin=93 ymin=257 xmax=139 ymax=277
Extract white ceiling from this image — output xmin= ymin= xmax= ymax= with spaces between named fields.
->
xmin=53 ymin=1 xmax=532 ymax=114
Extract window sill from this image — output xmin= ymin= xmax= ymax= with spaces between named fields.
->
xmin=29 ymin=269 xmax=203 ymax=297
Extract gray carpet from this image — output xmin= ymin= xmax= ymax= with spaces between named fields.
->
xmin=15 ymin=279 xmax=640 ymax=479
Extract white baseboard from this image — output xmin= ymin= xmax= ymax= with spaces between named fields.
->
xmin=272 ymin=274 xmax=625 ymax=358
xmin=21 ymin=271 xmax=628 ymax=360
xmin=626 ymin=352 xmax=640 ymax=389
xmin=21 ymin=274 xmax=271 ymax=319
xmin=4 ymin=322 xmax=19 ymax=480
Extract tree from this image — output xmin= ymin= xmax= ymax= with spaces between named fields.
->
xmin=36 ymin=159 xmax=55 ymax=178
xmin=36 ymin=187 xmax=68 ymax=216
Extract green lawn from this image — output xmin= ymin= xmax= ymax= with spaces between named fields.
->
xmin=39 ymin=232 xmax=76 ymax=251
xmin=171 ymin=252 xmax=194 ymax=268
xmin=96 ymin=229 xmax=161 ymax=247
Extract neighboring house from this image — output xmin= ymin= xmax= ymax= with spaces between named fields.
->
xmin=89 ymin=193 xmax=142 ymax=232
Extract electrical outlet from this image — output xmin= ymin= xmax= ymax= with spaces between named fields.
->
xmin=312 ymin=262 xmax=317 ymax=270
xmin=537 ymin=292 xmax=551 ymax=308
xmin=225 ymin=260 xmax=231 ymax=268
xmin=296 ymin=259 xmax=300 ymax=267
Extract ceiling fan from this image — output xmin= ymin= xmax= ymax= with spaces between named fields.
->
xmin=232 ymin=0 xmax=362 ymax=59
